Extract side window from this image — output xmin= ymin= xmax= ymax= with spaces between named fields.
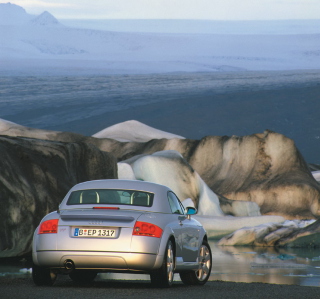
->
xmin=168 ymin=192 xmax=184 ymax=215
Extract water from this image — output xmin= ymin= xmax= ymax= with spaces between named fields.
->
xmin=2 ymin=242 xmax=320 ymax=287
xmin=102 ymin=243 xmax=320 ymax=287
xmin=1 ymin=71 xmax=320 ymax=163
xmin=209 ymin=243 xmax=320 ymax=287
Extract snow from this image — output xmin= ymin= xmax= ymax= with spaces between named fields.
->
xmin=1 ymin=4 xmax=320 ymax=75
xmin=93 ymin=120 xmax=185 ymax=142
xmin=312 ymin=171 xmax=320 ymax=182
xmin=0 ymin=118 xmax=22 ymax=131
xmin=0 ymin=118 xmax=60 ymax=140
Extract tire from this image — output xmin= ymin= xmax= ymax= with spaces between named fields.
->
xmin=179 ymin=240 xmax=212 ymax=285
xmin=32 ymin=263 xmax=57 ymax=286
xmin=69 ymin=270 xmax=97 ymax=284
xmin=150 ymin=239 xmax=175 ymax=288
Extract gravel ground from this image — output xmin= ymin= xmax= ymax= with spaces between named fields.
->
xmin=1 ymin=276 xmax=319 ymax=299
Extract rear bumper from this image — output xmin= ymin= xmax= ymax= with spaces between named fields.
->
xmin=34 ymin=251 xmax=163 ymax=271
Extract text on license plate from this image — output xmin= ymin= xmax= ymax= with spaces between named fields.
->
xmin=73 ymin=228 xmax=117 ymax=238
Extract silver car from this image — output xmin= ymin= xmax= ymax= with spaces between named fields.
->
xmin=32 ymin=179 xmax=212 ymax=287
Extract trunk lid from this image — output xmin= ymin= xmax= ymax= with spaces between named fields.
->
xmin=56 ymin=208 xmax=143 ymax=252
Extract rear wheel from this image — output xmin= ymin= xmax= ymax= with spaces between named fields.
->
xmin=150 ymin=240 xmax=175 ymax=288
xmin=32 ymin=264 xmax=57 ymax=286
xmin=179 ymin=240 xmax=212 ymax=285
xmin=69 ymin=270 xmax=97 ymax=283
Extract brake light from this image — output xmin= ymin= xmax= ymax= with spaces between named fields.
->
xmin=133 ymin=221 xmax=163 ymax=238
xmin=93 ymin=207 xmax=119 ymax=210
xmin=38 ymin=219 xmax=59 ymax=234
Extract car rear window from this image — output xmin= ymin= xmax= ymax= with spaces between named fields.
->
xmin=67 ymin=189 xmax=154 ymax=207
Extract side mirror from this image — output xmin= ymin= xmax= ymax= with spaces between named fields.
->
xmin=185 ymin=207 xmax=197 ymax=219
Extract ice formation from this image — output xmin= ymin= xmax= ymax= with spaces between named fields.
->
xmin=118 ymin=150 xmax=224 ymax=216
xmin=93 ymin=120 xmax=184 ymax=142
xmin=218 ymin=219 xmax=320 ymax=247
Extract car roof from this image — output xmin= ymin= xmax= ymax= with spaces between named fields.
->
xmin=59 ymin=179 xmax=173 ymax=213
xmin=70 ymin=179 xmax=170 ymax=192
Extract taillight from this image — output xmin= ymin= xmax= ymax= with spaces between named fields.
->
xmin=38 ymin=219 xmax=59 ymax=234
xmin=133 ymin=221 xmax=163 ymax=238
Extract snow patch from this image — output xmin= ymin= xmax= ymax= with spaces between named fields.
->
xmin=93 ymin=120 xmax=185 ymax=142
xmin=312 ymin=171 xmax=320 ymax=182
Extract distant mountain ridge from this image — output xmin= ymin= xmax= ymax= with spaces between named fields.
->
xmin=0 ymin=2 xmax=26 ymax=15
xmin=0 ymin=2 xmax=60 ymax=26
xmin=0 ymin=2 xmax=32 ymax=24
xmin=1 ymin=2 xmax=320 ymax=75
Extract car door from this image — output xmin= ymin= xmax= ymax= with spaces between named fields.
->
xmin=167 ymin=192 xmax=201 ymax=262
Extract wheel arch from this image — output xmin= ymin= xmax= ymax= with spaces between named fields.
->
xmin=202 ymin=234 xmax=208 ymax=243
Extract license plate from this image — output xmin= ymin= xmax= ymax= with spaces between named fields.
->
xmin=73 ymin=227 xmax=117 ymax=238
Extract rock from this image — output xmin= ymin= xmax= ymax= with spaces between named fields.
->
xmin=276 ymin=219 xmax=320 ymax=247
xmin=0 ymin=136 xmax=117 ymax=257
xmin=217 ymin=219 xmax=320 ymax=247
xmin=101 ymin=130 xmax=320 ymax=219
xmin=1 ymin=119 xmax=319 ymax=219
xmin=104 ymin=128 xmax=320 ymax=219
xmin=179 ymin=131 xmax=320 ymax=219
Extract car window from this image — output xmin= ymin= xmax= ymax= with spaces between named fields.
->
xmin=167 ymin=192 xmax=184 ymax=214
xmin=67 ymin=189 xmax=154 ymax=207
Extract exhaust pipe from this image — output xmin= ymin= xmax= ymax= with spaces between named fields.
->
xmin=63 ymin=259 xmax=75 ymax=273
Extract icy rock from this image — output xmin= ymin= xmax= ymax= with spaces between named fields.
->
xmin=218 ymin=219 xmax=320 ymax=247
xmin=118 ymin=150 xmax=262 ymax=217
xmin=0 ymin=136 xmax=117 ymax=258
xmin=195 ymin=215 xmax=285 ymax=240
xmin=118 ymin=150 xmax=224 ymax=216
xmin=2 ymin=118 xmax=319 ymax=220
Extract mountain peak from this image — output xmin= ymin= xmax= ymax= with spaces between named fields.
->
xmin=0 ymin=2 xmax=26 ymax=14
xmin=30 ymin=11 xmax=61 ymax=26
xmin=0 ymin=2 xmax=32 ymax=25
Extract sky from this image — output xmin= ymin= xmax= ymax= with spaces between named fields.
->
xmin=3 ymin=0 xmax=320 ymax=20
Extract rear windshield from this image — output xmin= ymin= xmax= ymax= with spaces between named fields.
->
xmin=67 ymin=189 xmax=154 ymax=207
